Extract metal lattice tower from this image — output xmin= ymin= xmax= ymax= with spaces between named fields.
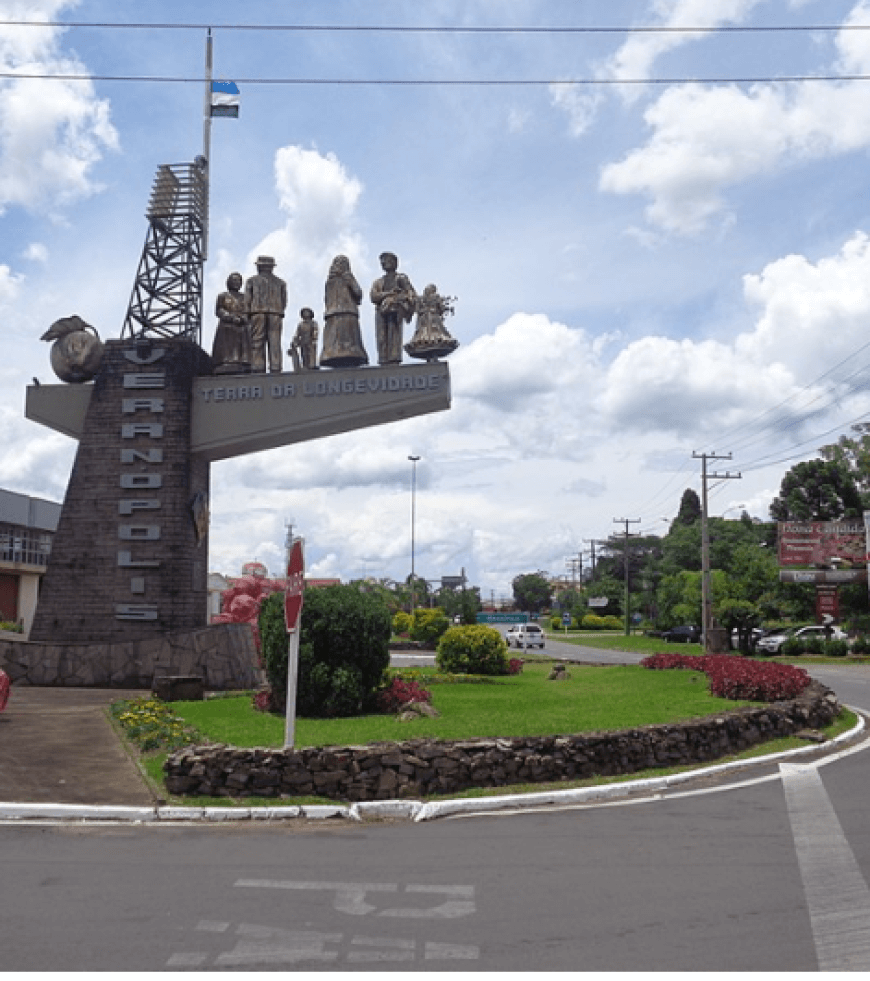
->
xmin=121 ymin=161 xmax=207 ymax=345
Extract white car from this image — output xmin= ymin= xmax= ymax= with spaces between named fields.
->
xmin=755 ymin=624 xmax=847 ymax=654
xmin=505 ymin=624 xmax=545 ymax=649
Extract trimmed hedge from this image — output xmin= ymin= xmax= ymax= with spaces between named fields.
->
xmin=435 ymin=624 xmax=509 ymax=675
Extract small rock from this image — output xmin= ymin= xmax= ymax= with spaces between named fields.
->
xmin=796 ymin=729 xmax=827 ymax=743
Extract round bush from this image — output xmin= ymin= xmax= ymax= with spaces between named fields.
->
xmin=392 ymin=611 xmax=412 ymax=636
xmin=851 ymin=635 xmax=870 ymax=656
xmin=779 ymin=638 xmax=803 ymax=658
xmin=410 ymin=607 xmax=450 ymax=645
xmin=435 ymin=624 xmax=509 ymax=675
xmin=823 ymin=639 xmax=849 ymax=658
xmin=803 ymin=637 xmax=825 ymax=658
xmin=259 ymin=584 xmax=391 ymax=717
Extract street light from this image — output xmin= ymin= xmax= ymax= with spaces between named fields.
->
xmin=408 ymin=455 xmax=420 ymax=615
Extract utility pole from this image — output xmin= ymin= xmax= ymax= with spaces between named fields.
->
xmin=583 ymin=539 xmax=607 ymax=580
xmin=693 ymin=451 xmax=741 ymax=649
xmin=565 ymin=554 xmax=583 ymax=586
xmin=614 ymin=518 xmax=641 ymax=636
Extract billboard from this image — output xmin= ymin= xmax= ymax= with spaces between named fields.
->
xmin=777 ymin=520 xmax=867 ymax=583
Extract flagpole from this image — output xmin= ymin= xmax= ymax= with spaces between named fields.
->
xmin=202 ymin=27 xmax=213 ymax=261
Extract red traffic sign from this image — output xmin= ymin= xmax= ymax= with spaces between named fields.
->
xmin=284 ymin=537 xmax=305 ymax=632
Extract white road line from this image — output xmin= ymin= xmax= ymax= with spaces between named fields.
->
xmin=234 ymin=879 xmax=476 ymax=918
xmin=347 ymin=936 xmax=416 ymax=963
xmin=781 ymin=762 xmax=870 ymax=971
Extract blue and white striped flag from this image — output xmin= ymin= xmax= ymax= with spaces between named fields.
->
xmin=210 ymin=80 xmax=240 ymax=118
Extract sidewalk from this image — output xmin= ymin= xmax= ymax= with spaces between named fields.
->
xmin=0 ymin=686 xmax=156 ymax=806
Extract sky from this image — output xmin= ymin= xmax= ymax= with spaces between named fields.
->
xmin=4 ymin=0 xmax=870 ymax=600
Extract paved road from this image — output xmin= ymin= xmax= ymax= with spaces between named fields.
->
xmin=390 ymin=630 xmax=649 ymax=669
xmin=3 ymin=684 xmax=869 ymax=971
xmin=2 ymin=644 xmax=867 ymax=970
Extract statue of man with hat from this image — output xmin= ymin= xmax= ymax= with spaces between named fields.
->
xmin=370 ymin=251 xmax=416 ymax=365
xmin=245 ymin=255 xmax=288 ymax=373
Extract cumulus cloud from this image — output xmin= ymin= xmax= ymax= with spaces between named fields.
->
xmin=21 ymin=242 xmax=47 ymax=262
xmin=244 ymin=145 xmax=365 ymax=306
xmin=596 ymin=231 xmax=870 ymax=435
xmin=204 ymin=227 xmax=870 ymax=590
xmin=0 ymin=262 xmax=22 ymax=301
xmin=0 ymin=1 xmax=119 ymax=214
xmin=549 ymin=0 xmax=768 ymax=134
xmin=599 ymin=1 xmax=870 ymax=233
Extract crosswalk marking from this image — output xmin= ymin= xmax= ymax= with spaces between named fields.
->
xmin=781 ymin=762 xmax=870 ymax=971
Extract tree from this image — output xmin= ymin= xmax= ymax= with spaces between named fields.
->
xmin=511 ymin=571 xmax=552 ymax=613
xmin=676 ymin=488 xmax=702 ymax=525
xmin=769 ymin=459 xmax=862 ymax=522
xmin=717 ymin=598 xmax=761 ymax=653
xmin=819 ymin=422 xmax=870 ymax=506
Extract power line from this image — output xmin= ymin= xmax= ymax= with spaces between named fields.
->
xmin=3 ymin=71 xmax=870 ymax=86
xmin=3 ymin=21 xmax=870 ymax=34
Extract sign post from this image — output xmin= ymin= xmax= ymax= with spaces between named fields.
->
xmin=284 ymin=536 xmax=305 ymax=749
xmin=562 ymin=612 xmax=570 ymax=635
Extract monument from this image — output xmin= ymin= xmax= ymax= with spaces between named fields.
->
xmin=10 ymin=156 xmax=457 ymax=689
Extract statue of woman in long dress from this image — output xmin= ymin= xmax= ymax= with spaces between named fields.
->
xmin=320 ymin=255 xmax=369 ymax=368
xmin=212 ymin=272 xmax=251 ymax=373
xmin=404 ymin=284 xmax=459 ymax=361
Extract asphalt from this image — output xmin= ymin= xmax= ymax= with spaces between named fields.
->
xmin=0 ymin=679 xmax=867 ymax=824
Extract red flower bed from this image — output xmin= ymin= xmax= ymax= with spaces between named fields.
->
xmin=376 ymin=677 xmax=433 ymax=714
xmin=508 ymin=658 xmax=524 ymax=675
xmin=641 ymin=652 xmax=811 ymax=702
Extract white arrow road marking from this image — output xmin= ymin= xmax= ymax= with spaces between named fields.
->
xmin=216 ymin=925 xmax=343 ymax=967
xmin=234 ymin=879 xmax=476 ymax=917
xmin=347 ymin=935 xmax=416 ymax=962
xmin=781 ymin=761 xmax=870 ymax=971
xmin=379 ymin=884 xmax=476 ymax=919
xmin=235 ymin=879 xmax=397 ymax=915
xmin=167 ymin=923 xmax=480 ymax=967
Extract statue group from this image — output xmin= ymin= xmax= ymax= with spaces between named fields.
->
xmin=212 ymin=252 xmax=457 ymax=375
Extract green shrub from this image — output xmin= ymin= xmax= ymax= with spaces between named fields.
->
xmin=0 ymin=620 xmax=22 ymax=633
xmin=582 ymin=613 xmax=604 ymax=629
xmin=392 ymin=611 xmax=412 ymax=636
xmin=410 ymin=607 xmax=450 ymax=645
xmin=259 ymin=584 xmax=392 ymax=717
xmin=601 ymin=615 xmax=622 ymax=630
xmin=550 ymin=617 xmax=562 ymax=630
xmin=779 ymin=638 xmax=803 ymax=658
xmin=803 ymin=637 xmax=825 ymax=658
xmin=851 ymin=635 xmax=870 ymax=656
xmin=824 ymin=639 xmax=850 ymax=658
xmin=436 ymin=625 xmax=509 ymax=676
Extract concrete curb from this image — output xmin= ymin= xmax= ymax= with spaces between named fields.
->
xmin=0 ymin=710 xmax=865 ymax=825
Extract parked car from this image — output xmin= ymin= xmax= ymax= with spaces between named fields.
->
xmin=729 ymin=627 xmax=765 ymax=650
xmin=505 ymin=623 xmax=545 ymax=649
xmin=755 ymin=624 xmax=847 ymax=654
xmin=660 ymin=625 xmax=702 ymax=644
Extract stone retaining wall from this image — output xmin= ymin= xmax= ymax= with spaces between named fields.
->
xmin=164 ymin=681 xmax=840 ymax=802
xmin=0 ymin=623 xmax=263 ymax=690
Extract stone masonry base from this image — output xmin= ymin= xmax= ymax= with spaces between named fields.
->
xmin=0 ymin=623 xmax=263 ymax=690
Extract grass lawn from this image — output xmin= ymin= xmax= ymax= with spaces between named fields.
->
xmin=116 ymin=661 xmax=860 ymax=808
xmin=167 ymin=662 xmax=761 ymax=749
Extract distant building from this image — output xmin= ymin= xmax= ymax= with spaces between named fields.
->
xmin=0 ymin=488 xmax=62 ymax=637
